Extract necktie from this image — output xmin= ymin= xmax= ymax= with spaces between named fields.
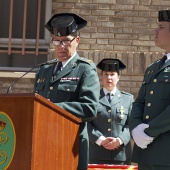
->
xmin=107 ymin=93 xmax=111 ymax=103
xmin=54 ymin=61 xmax=62 ymax=75
xmin=159 ymin=55 xmax=167 ymax=69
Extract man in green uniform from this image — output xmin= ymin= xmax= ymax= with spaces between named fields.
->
xmin=129 ymin=10 xmax=170 ymax=170
xmin=34 ymin=13 xmax=100 ymax=170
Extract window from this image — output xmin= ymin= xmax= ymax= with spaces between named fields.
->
xmin=0 ymin=0 xmax=52 ymax=71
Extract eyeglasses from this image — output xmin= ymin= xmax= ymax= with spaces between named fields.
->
xmin=52 ymin=37 xmax=76 ymax=46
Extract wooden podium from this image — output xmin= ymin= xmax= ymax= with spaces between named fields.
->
xmin=0 ymin=93 xmax=81 ymax=170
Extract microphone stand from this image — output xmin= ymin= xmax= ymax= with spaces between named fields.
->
xmin=6 ymin=59 xmax=58 ymax=93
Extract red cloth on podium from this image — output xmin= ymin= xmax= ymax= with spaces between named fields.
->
xmin=88 ymin=164 xmax=138 ymax=170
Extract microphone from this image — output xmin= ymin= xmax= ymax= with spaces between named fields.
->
xmin=6 ymin=59 xmax=58 ymax=93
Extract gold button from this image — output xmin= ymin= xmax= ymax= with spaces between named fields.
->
xmin=108 ymin=119 xmax=111 ymax=122
xmin=153 ymin=79 xmax=157 ymax=82
xmin=50 ymin=86 xmax=53 ymax=90
xmin=108 ymin=110 xmax=111 ymax=113
xmin=108 ymin=128 xmax=111 ymax=131
xmin=67 ymin=89 xmax=70 ymax=91
xmin=145 ymin=115 xmax=149 ymax=119
xmin=147 ymin=103 xmax=151 ymax=107
xmin=150 ymin=91 xmax=154 ymax=94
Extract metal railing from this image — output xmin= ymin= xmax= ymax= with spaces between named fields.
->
xmin=0 ymin=0 xmax=50 ymax=56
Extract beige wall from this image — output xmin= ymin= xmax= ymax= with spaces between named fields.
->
xmin=50 ymin=0 xmax=169 ymax=98
xmin=52 ymin=0 xmax=168 ymax=53
xmin=1 ymin=0 xmax=170 ymax=98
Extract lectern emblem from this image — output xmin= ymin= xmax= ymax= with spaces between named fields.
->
xmin=0 ymin=112 xmax=16 ymax=170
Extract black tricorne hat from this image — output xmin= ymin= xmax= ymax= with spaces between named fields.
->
xmin=97 ymin=58 xmax=126 ymax=72
xmin=158 ymin=10 xmax=170 ymax=22
xmin=45 ymin=13 xmax=87 ymax=36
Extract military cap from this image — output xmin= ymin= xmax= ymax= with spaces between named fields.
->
xmin=97 ymin=58 xmax=126 ymax=72
xmin=159 ymin=10 xmax=170 ymax=22
xmin=45 ymin=13 xmax=87 ymax=36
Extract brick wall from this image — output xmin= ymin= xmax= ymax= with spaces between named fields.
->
xmin=1 ymin=0 xmax=170 ymax=98
xmin=0 ymin=73 xmax=35 ymax=94
xmin=50 ymin=50 xmax=163 ymax=98
xmin=1 ymin=51 xmax=163 ymax=98
xmin=50 ymin=0 xmax=169 ymax=98
xmin=52 ymin=0 xmax=169 ymax=52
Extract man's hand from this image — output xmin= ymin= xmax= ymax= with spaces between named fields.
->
xmin=132 ymin=123 xmax=154 ymax=149
xmin=101 ymin=137 xmax=120 ymax=150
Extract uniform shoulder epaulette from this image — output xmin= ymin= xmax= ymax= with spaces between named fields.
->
xmin=47 ymin=59 xmax=57 ymax=64
xmin=148 ymin=59 xmax=160 ymax=68
xmin=78 ymin=57 xmax=93 ymax=64
xmin=40 ymin=59 xmax=57 ymax=68
xmin=121 ymin=91 xmax=133 ymax=96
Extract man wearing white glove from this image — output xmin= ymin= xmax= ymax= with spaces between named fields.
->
xmin=129 ymin=10 xmax=170 ymax=170
xmin=131 ymin=124 xmax=153 ymax=149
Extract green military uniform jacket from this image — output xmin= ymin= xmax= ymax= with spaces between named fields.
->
xmin=129 ymin=58 xmax=170 ymax=165
xmin=34 ymin=53 xmax=100 ymax=169
xmin=88 ymin=88 xmax=133 ymax=164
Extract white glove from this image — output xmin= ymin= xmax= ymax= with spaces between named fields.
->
xmin=132 ymin=123 xmax=154 ymax=149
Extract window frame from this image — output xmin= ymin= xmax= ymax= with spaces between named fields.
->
xmin=0 ymin=0 xmax=52 ymax=72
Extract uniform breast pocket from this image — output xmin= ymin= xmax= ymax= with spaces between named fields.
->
xmin=58 ymin=84 xmax=78 ymax=100
xmin=115 ymin=107 xmax=128 ymax=125
xmin=142 ymin=75 xmax=152 ymax=96
xmin=157 ymin=75 xmax=170 ymax=100
xmin=58 ymin=84 xmax=77 ymax=92
xmin=143 ymin=76 xmax=152 ymax=84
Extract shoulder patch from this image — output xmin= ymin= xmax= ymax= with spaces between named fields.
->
xmin=79 ymin=57 xmax=93 ymax=63
xmin=148 ymin=59 xmax=160 ymax=68
xmin=121 ymin=91 xmax=132 ymax=96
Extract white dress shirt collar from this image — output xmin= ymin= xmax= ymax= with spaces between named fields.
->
xmin=165 ymin=53 xmax=170 ymax=62
xmin=61 ymin=52 xmax=77 ymax=68
xmin=103 ymin=87 xmax=117 ymax=96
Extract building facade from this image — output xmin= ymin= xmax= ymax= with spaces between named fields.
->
xmin=0 ymin=0 xmax=169 ymax=98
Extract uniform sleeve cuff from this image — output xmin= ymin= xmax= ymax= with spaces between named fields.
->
xmin=117 ymin=137 xmax=123 ymax=145
xmin=95 ymin=136 xmax=106 ymax=146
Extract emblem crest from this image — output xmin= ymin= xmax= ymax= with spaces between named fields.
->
xmin=0 ymin=112 xmax=16 ymax=170
xmin=119 ymin=106 xmax=125 ymax=119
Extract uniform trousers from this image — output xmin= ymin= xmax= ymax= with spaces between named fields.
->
xmin=89 ymin=160 xmax=130 ymax=165
xmin=138 ymin=163 xmax=170 ymax=170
